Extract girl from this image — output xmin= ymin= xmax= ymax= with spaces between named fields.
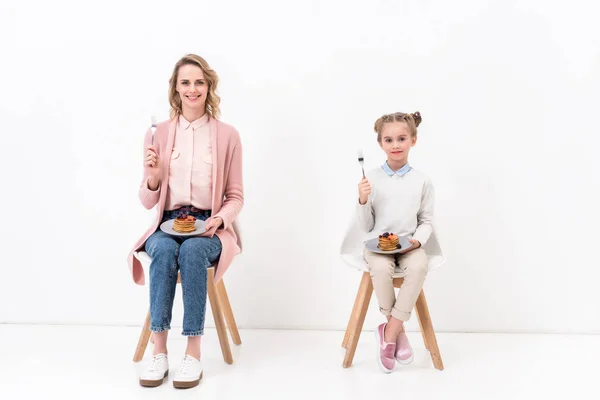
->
xmin=357 ymin=111 xmax=434 ymax=373
xmin=127 ymin=54 xmax=243 ymax=388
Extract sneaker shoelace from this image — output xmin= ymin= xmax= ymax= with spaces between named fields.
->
xmin=178 ymin=356 xmax=195 ymax=375
xmin=148 ymin=355 xmax=165 ymax=372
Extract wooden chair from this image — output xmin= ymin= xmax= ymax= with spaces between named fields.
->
xmin=132 ymin=251 xmax=241 ymax=364
xmin=341 ymin=271 xmax=444 ymax=370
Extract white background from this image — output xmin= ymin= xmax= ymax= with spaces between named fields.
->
xmin=1 ymin=0 xmax=599 ymax=334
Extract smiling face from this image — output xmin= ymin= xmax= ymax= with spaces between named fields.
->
xmin=379 ymin=121 xmax=417 ymax=167
xmin=168 ymin=54 xmax=222 ymax=120
xmin=175 ymin=64 xmax=208 ymax=115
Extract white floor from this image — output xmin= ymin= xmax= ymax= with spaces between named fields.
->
xmin=0 ymin=324 xmax=598 ymax=400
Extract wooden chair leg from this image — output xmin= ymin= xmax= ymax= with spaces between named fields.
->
xmin=416 ymin=308 xmax=429 ymax=350
xmin=207 ymin=268 xmax=233 ymax=364
xmin=133 ymin=310 xmax=152 ymax=362
xmin=343 ymin=272 xmax=373 ymax=368
xmin=415 ymin=290 xmax=444 ymax=370
xmin=217 ymin=279 xmax=242 ymax=345
xmin=342 ymin=278 xmax=363 ymax=349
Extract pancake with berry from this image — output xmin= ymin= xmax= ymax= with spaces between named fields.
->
xmin=378 ymin=232 xmax=399 ymax=251
xmin=173 ymin=213 xmax=197 ymax=233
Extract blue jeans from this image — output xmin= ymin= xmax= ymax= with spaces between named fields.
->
xmin=145 ymin=209 xmax=222 ymax=336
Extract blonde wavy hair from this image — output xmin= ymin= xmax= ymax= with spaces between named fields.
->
xmin=374 ymin=111 xmax=422 ymax=142
xmin=168 ymin=54 xmax=221 ymax=120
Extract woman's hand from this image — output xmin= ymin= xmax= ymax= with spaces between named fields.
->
xmin=145 ymin=145 xmax=161 ymax=190
xmin=358 ymin=177 xmax=371 ymax=205
xmin=201 ymin=216 xmax=223 ymax=238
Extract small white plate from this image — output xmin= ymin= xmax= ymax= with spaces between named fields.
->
xmin=365 ymin=235 xmax=413 ymax=255
xmin=160 ymin=218 xmax=207 ymax=237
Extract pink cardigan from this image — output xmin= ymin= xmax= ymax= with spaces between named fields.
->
xmin=127 ymin=117 xmax=244 ymax=285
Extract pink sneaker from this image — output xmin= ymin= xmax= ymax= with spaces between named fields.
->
xmin=374 ymin=323 xmax=396 ymax=373
xmin=395 ymin=331 xmax=414 ymax=365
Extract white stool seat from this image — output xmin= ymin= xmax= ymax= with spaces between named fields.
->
xmin=134 ymin=251 xmax=215 ymax=269
xmin=133 ymin=251 xmax=152 ymax=268
xmin=341 ymin=253 xmax=444 ymax=278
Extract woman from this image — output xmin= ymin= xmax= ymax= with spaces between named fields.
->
xmin=127 ymin=54 xmax=243 ymax=389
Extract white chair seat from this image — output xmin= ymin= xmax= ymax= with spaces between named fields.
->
xmin=134 ymin=251 xmax=216 ymax=270
xmin=341 ymin=252 xmax=444 ymax=278
xmin=133 ymin=251 xmax=152 ymax=268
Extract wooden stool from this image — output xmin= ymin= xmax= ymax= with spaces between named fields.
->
xmin=341 ymin=272 xmax=444 ymax=370
xmin=132 ymin=252 xmax=241 ymax=364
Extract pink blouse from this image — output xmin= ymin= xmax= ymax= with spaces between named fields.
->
xmin=164 ymin=114 xmax=213 ymax=211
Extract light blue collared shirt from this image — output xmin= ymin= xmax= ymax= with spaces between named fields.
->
xmin=381 ymin=162 xmax=412 ymax=177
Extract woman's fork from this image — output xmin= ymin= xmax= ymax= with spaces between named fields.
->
xmin=150 ymin=116 xmax=157 ymax=145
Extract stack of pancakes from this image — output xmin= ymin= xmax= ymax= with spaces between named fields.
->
xmin=378 ymin=232 xmax=399 ymax=251
xmin=173 ymin=214 xmax=197 ymax=233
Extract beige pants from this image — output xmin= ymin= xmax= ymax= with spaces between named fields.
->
xmin=363 ymin=247 xmax=428 ymax=321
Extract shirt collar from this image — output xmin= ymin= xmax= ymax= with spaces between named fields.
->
xmin=381 ymin=161 xmax=412 ymax=177
xmin=178 ymin=113 xmax=209 ymax=131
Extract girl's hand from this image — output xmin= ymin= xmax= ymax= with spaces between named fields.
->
xmin=402 ymin=239 xmax=421 ymax=253
xmin=358 ymin=178 xmax=371 ymax=205
xmin=201 ymin=216 xmax=223 ymax=238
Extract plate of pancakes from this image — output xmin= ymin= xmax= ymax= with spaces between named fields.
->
xmin=160 ymin=213 xmax=207 ymax=237
xmin=365 ymin=232 xmax=413 ymax=254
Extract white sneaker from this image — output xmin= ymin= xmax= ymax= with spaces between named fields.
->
xmin=173 ymin=355 xmax=203 ymax=389
xmin=139 ymin=353 xmax=169 ymax=387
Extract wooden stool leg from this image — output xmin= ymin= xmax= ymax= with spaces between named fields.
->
xmin=343 ymin=272 xmax=373 ymax=368
xmin=217 ymin=279 xmax=242 ymax=345
xmin=342 ymin=279 xmax=363 ymax=349
xmin=133 ymin=310 xmax=152 ymax=362
xmin=415 ymin=290 xmax=444 ymax=370
xmin=416 ymin=308 xmax=429 ymax=350
xmin=207 ymin=268 xmax=233 ymax=364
